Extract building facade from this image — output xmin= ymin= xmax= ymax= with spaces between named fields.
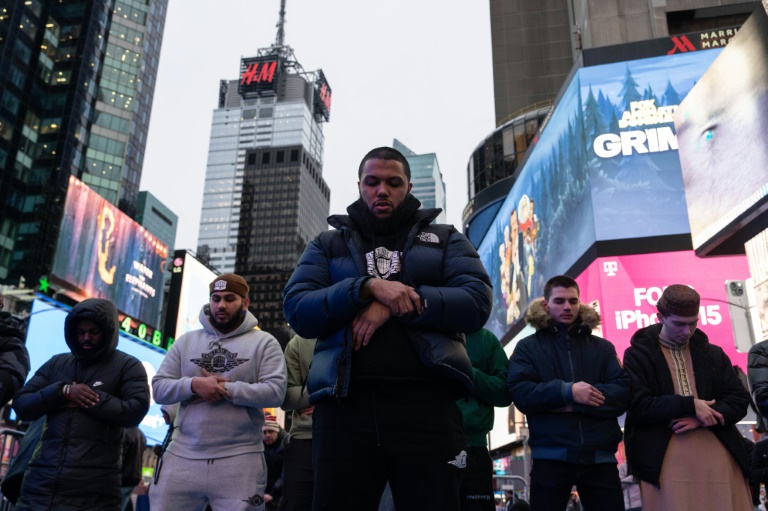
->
xmin=136 ymin=190 xmax=177 ymax=254
xmin=197 ymin=43 xmax=331 ymax=339
xmin=392 ymin=139 xmax=446 ymax=223
xmin=490 ymin=0 xmax=759 ymax=127
xmin=0 ymin=0 xmax=167 ymax=285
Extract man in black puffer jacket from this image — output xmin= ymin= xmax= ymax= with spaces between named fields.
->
xmin=284 ymin=146 xmax=492 ymax=511
xmin=13 ymin=298 xmax=150 ymax=511
xmin=507 ymin=275 xmax=630 ymax=511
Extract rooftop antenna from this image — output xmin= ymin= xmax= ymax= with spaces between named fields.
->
xmin=275 ymin=0 xmax=286 ymax=47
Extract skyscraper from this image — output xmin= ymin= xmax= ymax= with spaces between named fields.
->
xmin=0 ymin=0 xmax=168 ymax=285
xmin=196 ymin=6 xmax=331 ymax=338
xmin=136 ymin=191 xmax=177 ymax=255
xmin=393 ymin=139 xmax=446 ymax=223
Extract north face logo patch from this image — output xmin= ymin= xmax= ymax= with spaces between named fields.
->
xmin=417 ymin=232 xmax=440 ymax=244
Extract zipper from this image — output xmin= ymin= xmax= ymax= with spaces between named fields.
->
xmin=565 ymin=329 xmax=585 ymax=451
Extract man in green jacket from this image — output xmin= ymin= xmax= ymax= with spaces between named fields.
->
xmin=457 ymin=328 xmax=513 ymax=511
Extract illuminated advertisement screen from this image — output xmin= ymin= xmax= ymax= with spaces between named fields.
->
xmin=675 ymin=9 xmax=768 ymax=255
xmin=238 ymin=56 xmax=281 ymax=97
xmin=478 ymin=49 xmax=723 ymax=340
xmin=24 ymin=298 xmax=167 ymax=444
xmin=51 ymin=178 xmax=168 ymax=328
xmin=574 ymin=250 xmax=751 ymax=366
xmin=164 ymin=250 xmax=218 ymax=343
xmin=313 ymin=70 xmax=332 ymax=122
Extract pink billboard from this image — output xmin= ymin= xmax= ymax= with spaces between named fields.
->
xmin=575 ymin=251 xmax=752 ymax=367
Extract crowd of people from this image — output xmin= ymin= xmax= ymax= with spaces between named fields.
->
xmin=0 ymin=146 xmax=767 ymax=511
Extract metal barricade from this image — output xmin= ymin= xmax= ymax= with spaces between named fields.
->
xmin=0 ymin=428 xmax=26 ymax=511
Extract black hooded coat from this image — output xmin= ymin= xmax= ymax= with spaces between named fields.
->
xmin=12 ymin=298 xmax=150 ymax=511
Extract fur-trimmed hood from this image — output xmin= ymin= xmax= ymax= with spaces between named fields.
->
xmin=524 ymin=297 xmax=601 ymax=331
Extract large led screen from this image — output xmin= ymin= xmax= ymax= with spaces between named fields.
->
xmin=574 ymin=251 xmax=751 ymax=366
xmin=675 ymin=8 xmax=768 ymax=254
xmin=479 ymin=49 xmax=723 ymax=340
xmin=52 ymin=177 xmax=168 ymax=328
xmin=24 ymin=298 xmax=167 ymax=444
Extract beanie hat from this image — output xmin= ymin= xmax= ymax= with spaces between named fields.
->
xmin=210 ymin=273 xmax=249 ymax=298
xmin=263 ymin=415 xmax=280 ymax=432
xmin=657 ymin=284 xmax=700 ymax=317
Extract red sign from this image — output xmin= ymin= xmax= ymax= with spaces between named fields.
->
xmin=240 ymin=60 xmax=277 ymax=85
xmin=319 ymin=83 xmax=332 ymax=113
xmin=667 ymin=35 xmax=697 ymax=54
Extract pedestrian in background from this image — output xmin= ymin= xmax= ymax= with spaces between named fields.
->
xmin=281 ymin=334 xmax=317 ymax=511
xmin=457 ymin=328 xmax=512 ymax=511
xmin=0 ymin=293 xmax=30 ymax=406
xmin=263 ymin=416 xmax=287 ymax=510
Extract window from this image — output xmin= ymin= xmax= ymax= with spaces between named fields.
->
xmin=261 ymin=152 xmax=270 ymax=164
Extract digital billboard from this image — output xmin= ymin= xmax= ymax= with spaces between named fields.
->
xmin=312 ymin=70 xmax=332 ymax=122
xmin=51 ymin=177 xmax=168 ymax=328
xmin=478 ymin=48 xmax=724 ymax=341
xmin=574 ymin=251 xmax=752 ymax=366
xmin=24 ymin=298 xmax=167 ymax=444
xmin=163 ymin=250 xmax=218 ymax=346
xmin=675 ymin=8 xmax=768 ymax=256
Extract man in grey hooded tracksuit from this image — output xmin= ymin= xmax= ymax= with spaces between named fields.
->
xmin=150 ymin=274 xmax=287 ymax=511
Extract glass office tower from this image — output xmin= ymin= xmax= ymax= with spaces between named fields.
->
xmin=197 ymin=43 xmax=331 ymax=339
xmin=0 ymin=0 xmax=168 ymax=284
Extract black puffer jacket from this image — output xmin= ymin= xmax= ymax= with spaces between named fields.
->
xmin=12 ymin=299 xmax=150 ymax=511
xmin=624 ymin=323 xmax=750 ymax=487
xmin=748 ymin=340 xmax=768 ymax=422
xmin=507 ymin=298 xmax=630 ymax=464
xmin=283 ymin=199 xmax=492 ymax=402
xmin=0 ymin=311 xmax=30 ymax=405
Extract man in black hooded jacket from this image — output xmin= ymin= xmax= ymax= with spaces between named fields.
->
xmin=12 ymin=298 xmax=150 ymax=511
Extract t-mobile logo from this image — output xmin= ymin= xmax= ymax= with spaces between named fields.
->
xmin=603 ymin=261 xmax=618 ymax=277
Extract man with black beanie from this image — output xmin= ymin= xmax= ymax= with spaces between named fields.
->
xmin=284 ymin=146 xmax=492 ymax=511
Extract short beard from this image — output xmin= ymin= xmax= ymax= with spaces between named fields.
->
xmin=210 ymin=311 xmax=244 ymax=333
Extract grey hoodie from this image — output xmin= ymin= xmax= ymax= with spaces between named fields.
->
xmin=152 ymin=305 xmax=287 ymax=459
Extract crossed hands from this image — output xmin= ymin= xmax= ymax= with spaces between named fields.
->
xmin=191 ymin=369 xmax=231 ymax=404
xmin=572 ymin=382 xmax=605 ymax=407
xmin=65 ymin=383 xmax=100 ymax=408
xmin=352 ymin=280 xmax=423 ymax=350
xmin=669 ymin=398 xmax=724 ymax=434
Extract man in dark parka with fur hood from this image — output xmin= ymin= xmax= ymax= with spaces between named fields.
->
xmin=12 ymin=298 xmax=150 ymax=511
xmin=507 ymin=275 xmax=630 ymax=511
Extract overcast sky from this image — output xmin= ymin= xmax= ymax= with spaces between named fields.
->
xmin=140 ymin=1 xmax=496 ymax=250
